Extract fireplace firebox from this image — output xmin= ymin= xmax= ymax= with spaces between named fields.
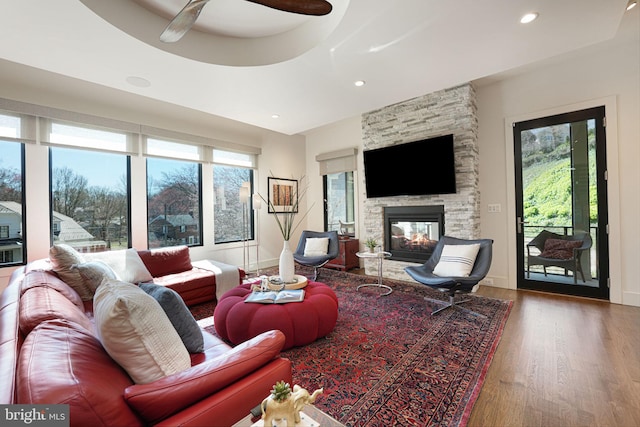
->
xmin=384 ymin=205 xmax=444 ymax=263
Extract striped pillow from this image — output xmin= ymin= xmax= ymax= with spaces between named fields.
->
xmin=433 ymin=244 xmax=481 ymax=277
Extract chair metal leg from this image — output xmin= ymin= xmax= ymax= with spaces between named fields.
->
xmin=424 ymin=294 xmax=482 ymax=316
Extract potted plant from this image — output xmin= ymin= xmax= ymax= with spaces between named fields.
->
xmin=365 ymin=238 xmax=378 ymax=253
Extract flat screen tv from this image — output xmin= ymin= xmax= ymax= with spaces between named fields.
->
xmin=363 ymin=134 xmax=456 ymax=198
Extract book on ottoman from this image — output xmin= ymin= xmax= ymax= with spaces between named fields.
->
xmin=245 ymin=289 xmax=305 ymax=304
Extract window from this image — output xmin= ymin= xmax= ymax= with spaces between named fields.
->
xmin=147 ymin=158 xmax=202 ymax=248
xmin=213 ymin=165 xmax=254 ymax=244
xmin=50 ymin=146 xmax=130 ymax=252
xmin=0 ymin=114 xmax=26 ymax=266
xmin=212 ymin=148 xmax=256 ymax=244
xmin=1 ymin=250 xmax=14 ymax=263
xmin=324 ymin=171 xmax=355 ymax=235
xmin=316 ymin=148 xmax=357 ymax=236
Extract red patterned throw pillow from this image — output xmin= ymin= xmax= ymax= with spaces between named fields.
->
xmin=540 ymin=238 xmax=582 ymax=260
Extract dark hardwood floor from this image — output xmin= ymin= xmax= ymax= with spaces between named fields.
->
xmin=350 ymin=268 xmax=640 ymax=426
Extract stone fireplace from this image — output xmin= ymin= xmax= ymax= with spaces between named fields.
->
xmin=384 ymin=205 xmax=444 ymax=263
xmin=361 ymin=83 xmax=480 ymax=281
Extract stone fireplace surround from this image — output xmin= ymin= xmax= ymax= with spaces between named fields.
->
xmin=361 ymin=83 xmax=480 ymax=281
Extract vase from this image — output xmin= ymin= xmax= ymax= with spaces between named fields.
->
xmin=279 ymin=239 xmax=295 ymax=283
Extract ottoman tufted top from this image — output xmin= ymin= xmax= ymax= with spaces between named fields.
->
xmin=214 ymin=281 xmax=338 ymax=350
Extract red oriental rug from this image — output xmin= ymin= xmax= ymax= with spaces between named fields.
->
xmin=191 ymin=267 xmax=512 ymax=427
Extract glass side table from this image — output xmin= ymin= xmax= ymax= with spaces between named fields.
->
xmin=355 ymin=251 xmax=393 ymax=296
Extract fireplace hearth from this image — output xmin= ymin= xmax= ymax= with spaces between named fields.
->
xmin=384 ymin=205 xmax=444 ymax=263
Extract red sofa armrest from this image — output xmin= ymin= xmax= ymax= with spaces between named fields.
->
xmin=124 ymin=330 xmax=286 ymax=424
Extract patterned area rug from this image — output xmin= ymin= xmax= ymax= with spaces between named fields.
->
xmin=191 ymin=267 xmax=512 ymax=427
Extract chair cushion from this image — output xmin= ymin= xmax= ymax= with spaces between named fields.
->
xmin=94 ymin=279 xmax=191 ymax=384
xmin=433 ymin=243 xmax=481 ymax=277
xmin=540 ymin=238 xmax=582 ymax=260
xmin=139 ymin=283 xmax=204 ymax=353
xmin=304 ymin=237 xmax=329 ymax=257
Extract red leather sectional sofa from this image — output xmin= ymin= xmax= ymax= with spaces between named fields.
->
xmin=137 ymin=245 xmax=244 ymax=306
xmin=0 ymin=249 xmax=291 ymax=426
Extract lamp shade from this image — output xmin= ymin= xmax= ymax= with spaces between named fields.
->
xmin=239 ymin=187 xmax=249 ymax=203
xmin=252 ymin=193 xmax=262 ymax=210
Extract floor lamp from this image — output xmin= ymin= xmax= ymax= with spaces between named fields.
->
xmin=239 ymin=184 xmax=250 ymax=274
xmin=252 ymin=193 xmax=261 ymax=276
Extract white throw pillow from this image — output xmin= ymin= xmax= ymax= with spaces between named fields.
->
xmin=94 ymin=279 xmax=191 ymax=384
xmin=85 ymin=248 xmax=153 ymax=284
xmin=304 ymin=237 xmax=330 ymax=257
xmin=433 ymin=244 xmax=481 ymax=277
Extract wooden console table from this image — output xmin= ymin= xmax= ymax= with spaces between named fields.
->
xmin=325 ymin=238 xmax=359 ymax=271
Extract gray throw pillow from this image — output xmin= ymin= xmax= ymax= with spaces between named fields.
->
xmin=138 ymin=283 xmax=204 ymax=353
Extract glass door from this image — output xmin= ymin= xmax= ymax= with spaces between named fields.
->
xmin=514 ymin=106 xmax=609 ymax=299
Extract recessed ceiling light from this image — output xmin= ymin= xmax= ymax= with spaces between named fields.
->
xmin=354 ymin=80 xmax=366 ymax=87
xmin=627 ymin=0 xmax=637 ymax=11
xmin=271 ymin=114 xmax=280 ymax=119
xmin=520 ymin=12 xmax=539 ymax=24
xmin=126 ymin=76 xmax=151 ymax=88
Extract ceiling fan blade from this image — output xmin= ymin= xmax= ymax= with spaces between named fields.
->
xmin=245 ymin=0 xmax=332 ymax=16
xmin=160 ymin=0 xmax=211 ymax=43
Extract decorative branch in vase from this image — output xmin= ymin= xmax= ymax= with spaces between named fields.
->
xmin=260 ymin=175 xmax=313 ymax=283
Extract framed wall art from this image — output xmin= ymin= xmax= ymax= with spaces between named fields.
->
xmin=267 ymin=177 xmax=298 ymax=213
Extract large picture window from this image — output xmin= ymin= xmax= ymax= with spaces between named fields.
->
xmin=147 ymin=158 xmax=202 ymax=248
xmin=50 ymin=146 xmax=130 ymax=252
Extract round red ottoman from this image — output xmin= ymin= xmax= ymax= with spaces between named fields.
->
xmin=214 ymin=281 xmax=338 ymax=350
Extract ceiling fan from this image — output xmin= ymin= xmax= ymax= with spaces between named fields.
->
xmin=160 ymin=0 xmax=333 ymax=43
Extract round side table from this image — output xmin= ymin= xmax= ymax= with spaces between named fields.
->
xmin=356 ymin=251 xmax=393 ymax=296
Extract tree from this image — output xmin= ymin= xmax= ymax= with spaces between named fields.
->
xmin=87 ymin=187 xmax=127 ymax=247
xmin=52 ymin=167 xmax=88 ymax=217
xmin=0 ymin=165 xmax=22 ymax=202
xmin=148 ymin=164 xmax=199 ymax=219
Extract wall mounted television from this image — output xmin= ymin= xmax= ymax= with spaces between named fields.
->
xmin=363 ymin=134 xmax=456 ymax=198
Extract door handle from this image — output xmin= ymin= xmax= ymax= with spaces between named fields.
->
xmin=517 ymin=217 xmax=529 ymax=234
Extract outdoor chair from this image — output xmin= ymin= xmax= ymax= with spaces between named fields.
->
xmin=526 ymin=230 xmax=592 ymax=284
xmin=404 ymin=236 xmax=493 ymax=315
xmin=293 ymin=230 xmax=340 ymax=281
